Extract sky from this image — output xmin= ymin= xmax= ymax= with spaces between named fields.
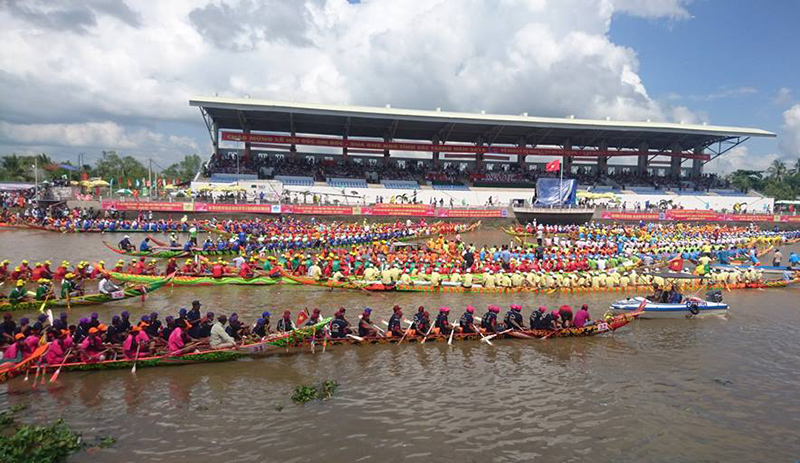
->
xmin=0 ymin=0 xmax=798 ymax=173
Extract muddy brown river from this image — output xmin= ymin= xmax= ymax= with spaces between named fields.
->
xmin=1 ymin=228 xmax=799 ymax=462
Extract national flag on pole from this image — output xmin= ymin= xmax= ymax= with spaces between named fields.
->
xmin=295 ymin=308 xmax=310 ymax=326
xmin=127 ymin=178 xmax=132 ymax=187
xmin=546 ymin=159 xmax=561 ymax=172
xmin=135 ymin=178 xmax=140 ymax=188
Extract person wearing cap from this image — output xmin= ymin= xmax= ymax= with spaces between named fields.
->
xmin=1 ymin=333 xmax=27 ymax=363
xmin=60 ymin=274 xmax=77 ymax=300
xmin=357 ymin=308 xmax=378 ymax=337
xmin=210 ymin=315 xmax=237 ymax=349
xmin=530 ymin=306 xmax=547 ymax=330
xmin=459 ymin=306 xmax=478 ymax=334
xmin=503 ymin=305 xmax=525 ymax=330
xmin=573 ymin=304 xmax=592 ymax=328
xmin=168 ymin=318 xmax=192 ymax=354
xmin=305 ymin=308 xmax=322 ymax=327
xmin=329 ymin=308 xmax=351 ymax=338
xmin=480 ymin=305 xmax=501 ymax=333
xmin=44 ymin=328 xmax=73 ymax=365
xmin=432 ymin=307 xmax=452 ymax=335
xmin=8 ymin=280 xmax=29 ymax=305
xmin=79 ymin=327 xmax=106 ymax=362
xmin=540 ymin=310 xmax=559 ymax=331
xmin=187 ymin=301 xmax=202 ymax=324
xmin=252 ymin=318 xmax=269 ymax=338
xmin=386 ymin=306 xmax=404 ymax=337
xmin=118 ymin=235 xmax=133 ymax=251
xmin=276 ymin=310 xmax=294 ymax=333
xmin=123 ymin=325 xmax=151 ymax=359
xmin=411 ymin=306 xmax=428 ymax=335
xmin=557 ymin=305 xmax=573 ymax=328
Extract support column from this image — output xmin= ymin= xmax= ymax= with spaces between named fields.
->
xmin=518 ymin=141 xmax=526 ymax=169
xmin=637 ymin=143 xmax=648 ymax=175
xmin=211 ymin=121 xmax=219 ymax=158
xmin=563 ymin=140 xmax=573 ymax=175
xmin=383 ymin=135 xmax=391 ymax=166
xmin=670 ymin=145 xmax=682 ymax=179
xmin=596 ymin=141 xmax=608 ymax=176
xmin=691 ymin=147 xmax=703 ymax=177
xmin=243 ymin=127 xmax=251 ymax=168
xmin=342 ymin=135 xmax=348 ymax=161
xmin=432 ymin=139 xmax=440 ymax=167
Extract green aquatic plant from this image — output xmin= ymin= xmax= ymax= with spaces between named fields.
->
xmin=291 ymin=379 xmax=340 ymax=404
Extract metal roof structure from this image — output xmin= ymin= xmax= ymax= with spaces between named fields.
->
xmin=190 ymin=96 xmax=774 ymax=155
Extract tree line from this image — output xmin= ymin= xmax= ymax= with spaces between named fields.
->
xmin=0 ymin=152 xmax=202 ymax=185
xmin=726 ymin=159 xmax=800 ymax=200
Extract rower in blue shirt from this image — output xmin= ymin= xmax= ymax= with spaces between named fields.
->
xmin=139 ymin=237 xmax=152 ymax=252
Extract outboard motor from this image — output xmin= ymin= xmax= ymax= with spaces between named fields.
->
xmin=705 ymin=290 xmax=723 ymax=303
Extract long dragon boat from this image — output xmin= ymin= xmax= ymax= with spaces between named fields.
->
xmin=0 ymin=318 xmax=331 ymax=384
xmin=0 ymin=277 xmax=171 ymax=312
xmin=280 ymin=271 xmax=800 ymax=295
xmin=109 ymin=271 xmax=299 ymax=286
xmin=103 ymin=241 xmax=240 ymax=259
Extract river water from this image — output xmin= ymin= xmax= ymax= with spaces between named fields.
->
xmin=1 ymin=228 xmax=799 ymax=462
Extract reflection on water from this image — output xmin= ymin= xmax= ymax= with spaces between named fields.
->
xmin=1 ymin=230 xmax=799 ymax=462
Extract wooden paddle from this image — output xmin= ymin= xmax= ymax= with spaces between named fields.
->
xmin=49 ymin=348 xmax=72 ymax=383
xmin=447 ymin=325 xmax=457 ymax=345
xmin=475 ymin=327 xmax=494 ymax=346
xmin=346 ymin=333 xmax=365 ymax=342
xmin=419 ymin=322 xmax=436 ymax=345
xmin=131 ymin=343 xmax=142 ymax=374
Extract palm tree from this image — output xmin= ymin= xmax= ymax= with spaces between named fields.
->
xmin=1 ymin=154 xmax=28 ymax=180
xmin=792 ymin=158 xmax=800 ymax=175
xmin=766 ymin=160 xmax=788 ymax=181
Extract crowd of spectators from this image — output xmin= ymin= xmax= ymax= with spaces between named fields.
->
xmin=204 ymin=152 xmax=733 ymax=192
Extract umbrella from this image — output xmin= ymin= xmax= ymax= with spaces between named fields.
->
xmin=116 ymin=189 xmax=133 ymax=195
xmin=164 ymin=184 xmax=178 ymax=190
xmin=87 ymin=179 xmax=110 ymax=187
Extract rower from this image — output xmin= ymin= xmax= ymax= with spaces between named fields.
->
xmin=329 ymin=308 xmax=351 ymax=338
xmin=276 ymin=310 xmax=294 ymax=332
xmin=305 ymin=308 xmax=322 ymax=326
xmin=433 ymin=307 xmax=452 ymax=335
xmin=169 ymin=232 xmax=179 ymax=247
xmin=123 ymin=326 xmax=150 ymax=359
xmin=459 ymin=305 xmax=477 ymax=333
xmin=119 ymin=310 xmax=132 ymax=332
xmin=210 ymin=315 xmax=237 ymax=349
xmin=98 ymin=274 xmax=121 ymax=295
xmin=8 ymin=280 xmax=29 ymax=305
xmin=253 ymin=318 xmax=268 ymax=338
xmin=1 ymin=334 xmax=27 ymax=364
xmin=386 ymin=305 xmax=404 ymax=337
xmin=573 ymin=304 xmax=592 ymax=328
xmin=558 ymin=305 xmax=573 ymax=328
xmin=480 ymin=305 xmax=501 ymax=333
xmin=412 ymin=306 xmax=429 ymax=335
xmin=358 ymin=308 xmax=379 ymax=337
xmin=530 ymin=306 xmax=546 ymax=329
xmin=504 ymin=304 xmax=525 ymax=330
xmin=187 ymin=300 xmax=202 ymax=325
xmin=79 ymin=327 xmax=106 ymax=362
xmin=118 ymin=235 xmax=133 ymax=251
xmin=139 ymin=237 xmax=152 ymax=252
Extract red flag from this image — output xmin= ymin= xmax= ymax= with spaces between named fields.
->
xmin=295 ymin=308 xmax=309 ymax=326
xmin=546 ymin=159 xmax=561 ymax=172
xmin=668 ymin=256 xmax=684 ymax=272
xmin=127 ymin=178 xmax=132 ymax=187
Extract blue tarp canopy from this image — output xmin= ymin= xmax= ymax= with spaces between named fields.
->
xmin=534 ymin=178 xmax=577 ymax=206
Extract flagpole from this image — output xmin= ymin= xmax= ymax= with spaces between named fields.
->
xmin=559 ymin=157 xmax=563 ymax=207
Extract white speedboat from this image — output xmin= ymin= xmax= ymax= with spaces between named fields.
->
xmin=610 ymin=293 xmax=728 ymax=319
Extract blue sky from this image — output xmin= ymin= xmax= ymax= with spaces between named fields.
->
xmin=0 ymin=0 xmax=797 ymax=172
xmin=611 ymin=0 xmax=799 ymax=167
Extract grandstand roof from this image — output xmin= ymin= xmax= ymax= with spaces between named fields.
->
xmin=190 ymin=96 xmax=775 ymax=152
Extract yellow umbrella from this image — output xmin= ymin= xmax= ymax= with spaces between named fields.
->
xmin=164 ymin=184 xmax=178 ymax=190
xmin=88 ymin=179 xmax=110 ymax=187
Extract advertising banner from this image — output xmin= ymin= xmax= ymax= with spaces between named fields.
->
xmin=436 ymin=208 xmax=507 ymax=218
xmin=366 ymin=204 xmax=435 ymax=216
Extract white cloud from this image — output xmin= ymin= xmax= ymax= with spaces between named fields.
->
xmin=612 ymin=0 xmax=692 ymax=19
xmin=706 ymin=145 xmax=779 ymax=174
xmin=775 ymin=87 xmax=793 ymax=106
xmin=0 ymin=0 xmax=702 ymax=163
xmin=779 ymin=104 xmax=800 ymax=159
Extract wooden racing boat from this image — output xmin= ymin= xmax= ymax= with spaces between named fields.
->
xmin=0 ymin=318 xmax=331 ymax=383
xmin=289 ymin=307 xmax=643 ymax=353
xmin=103 ymin=241 xmax=240 ymax=259
xmin=109 ymin=271 xmax=299 ymax=286
xmin=0 ymin=276 xmax=171 ymax=312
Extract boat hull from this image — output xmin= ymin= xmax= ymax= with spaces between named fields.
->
xmin=610 ymin=296 xmax=728 ymax=319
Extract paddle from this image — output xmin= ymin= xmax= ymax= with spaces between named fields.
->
xmin=346 ymin=333 xmax=365 ymax=342
xmin=38 ymin=292 xmax=51 ymax=314
xmin=49 ymin=348 xmax=72 ymax=383
xmin=131 ymin=343 xmax=142 ymax=374
xmin=419 ymin=322 xmax=436 ymax=345
xmin=483 ymin=329 xmax=512 ymax=342
xmin=474 ymin=327 xmax=494 ymax=346
xmin=447 ymin=324 xmax=457 ymax=345
xmin=31 ymin=366 xmax=40 ymax=388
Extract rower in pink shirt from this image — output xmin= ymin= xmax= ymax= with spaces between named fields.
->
xmin=168 ymin=320 xmax=187 ymax=354
xmin=123 ymin=326 xmax=150 ymax=359
xmin=573 ymin=304 xmax=592 ymax=328
xmin=44 ymin=331 xmax=73 ymax=365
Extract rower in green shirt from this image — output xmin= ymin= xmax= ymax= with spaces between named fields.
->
xmin=35 ymin=279 xmax=54 ymax=301
xmin=8 ymin=280 xmax=28 ymax=305
xmin=61 ymin=273 xmax=76 ymax=299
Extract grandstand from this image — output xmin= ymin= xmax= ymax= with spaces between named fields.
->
xmin=189 ymin=97 xmax=775 ymax=207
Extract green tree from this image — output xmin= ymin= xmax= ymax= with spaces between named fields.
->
xmin=91 ymin=151 xmax=148 ymax=183
xmin=161 ymin=154 xmax=202 ymax=182
xmin=766 ymin=159 xmax=788 ymax=181
xmin=726 ymin=169 xmax=762 ymax=193
xmin=0 ymin=154 xmax=30 ymax=181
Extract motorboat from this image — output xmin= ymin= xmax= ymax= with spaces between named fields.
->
xmin=610 ymin=291 xmax=728 ymax=319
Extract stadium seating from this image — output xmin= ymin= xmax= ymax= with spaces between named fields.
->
xmin=275 ymin=175 xmax=315 ymax=186
xmin=381 ymin=180 xmax=420 ymax=189
xmin=432 ymin=183 xmax=470 ymax=191
xmin=210 ymin=173 xmax=257 ymax=182
xmin=328 ymin=178 xmax=368 ymax=188
xmin=710 ymin=189 xmax=745 ymax=196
